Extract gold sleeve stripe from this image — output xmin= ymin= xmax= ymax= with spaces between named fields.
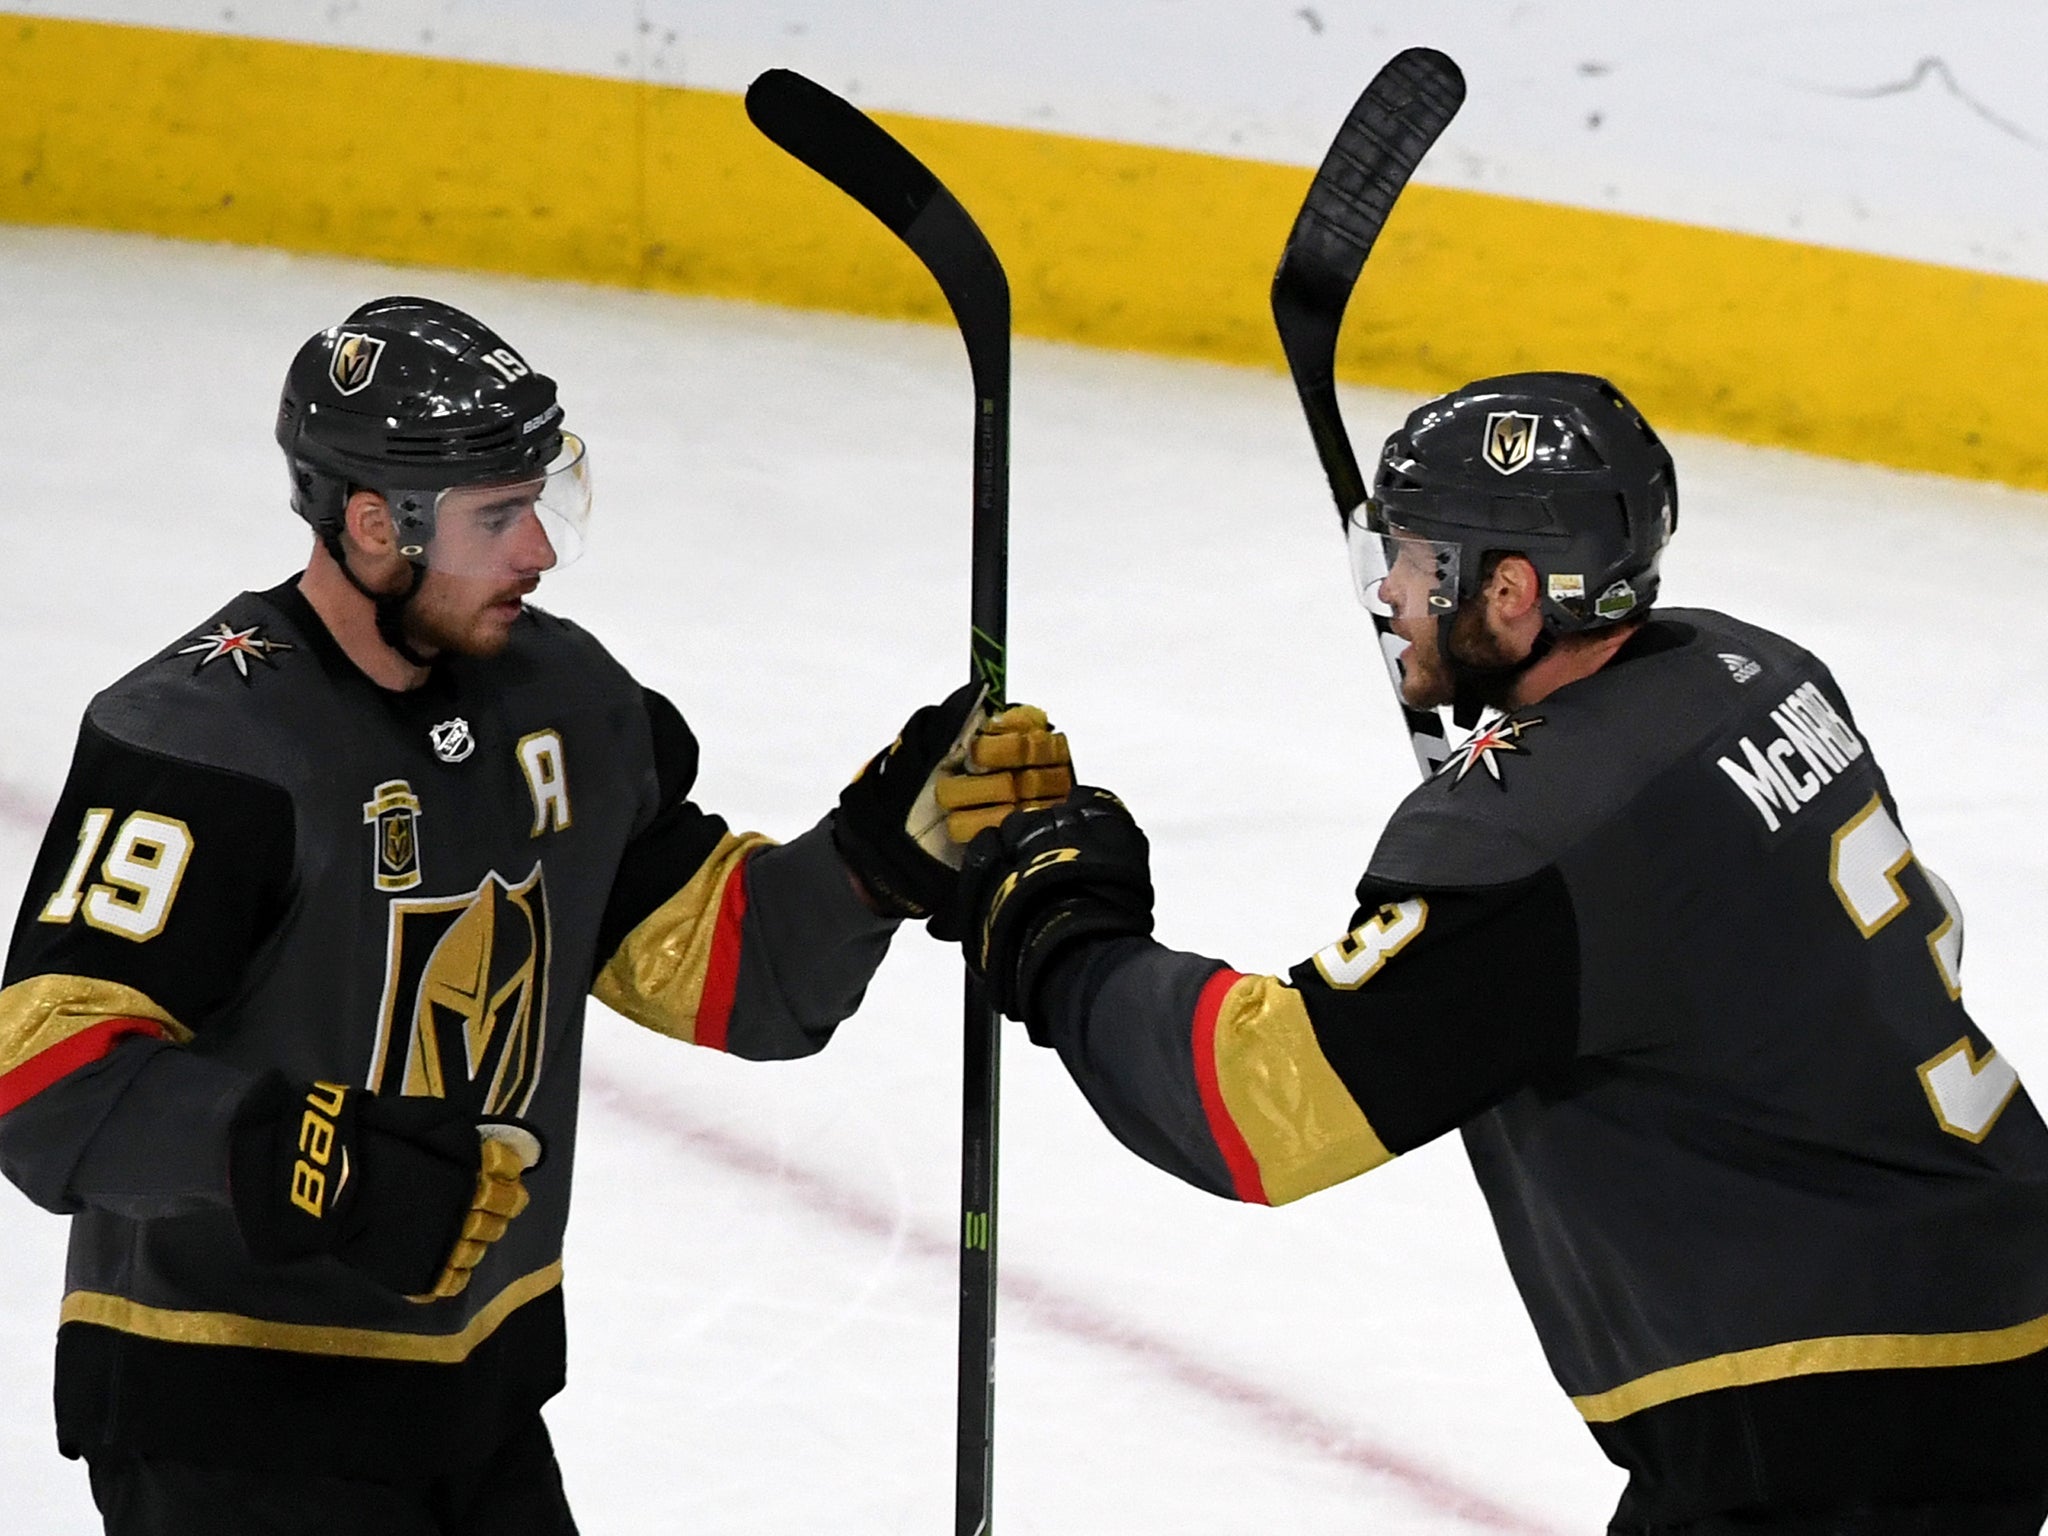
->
xmin=591 ymin=831 xmax=774 ymax=1048
xmin=59 ymin=1262 xmax=564 ymax=1363
xmin=0 ymin=974 xmax=191 ymax=1115
xmin=1203 ymin=971 xmax=1395 ymax=1208
xmin=1575 ymin=1306 xmax=2048 ymax=1423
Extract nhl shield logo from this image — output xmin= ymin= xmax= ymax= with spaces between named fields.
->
xmin=362 ymin=780 xmax=424 ymax=892
xmin=330 ymin=331 xmax=386 ymax=396
xmin=1483 ymin=411 xmax=1539 ymax=475
xmin=429 ymin=718 xmax=476 ymax=764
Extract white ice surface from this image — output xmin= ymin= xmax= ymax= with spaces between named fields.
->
xmin=3 ymin=225 xmax=2047 ymax=1534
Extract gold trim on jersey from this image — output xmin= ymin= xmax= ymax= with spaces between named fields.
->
xmin=1210 ymin=973 xmax=1393 ymax=1206
xmin=592 ymin=831 xmax=774 ymax=1044
xmin=58 ymin=1262 xmax=564 ymax=1363
xmin=1572 ymin=1307 xmax=2048 ymax=1423
xmin=0 ymin=974 xmax=191 ymax=1077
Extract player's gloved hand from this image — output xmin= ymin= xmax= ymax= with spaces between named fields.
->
xmin=938 ymin=704 xmax=1076 ymax=841
xmin=833 ymin=684 xmax=1074 ymax=939
xmin=229 ymin=1076 xmax=544 ymax=1303
xmin=958 ymin=786 xmax=1154 ymax=1027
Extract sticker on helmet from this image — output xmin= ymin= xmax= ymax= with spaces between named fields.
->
xmin=1483 ymin=411 xmax=1539 ymax=475
xmin=330 ymin=332 xmax=386 ymax=396
xmin=1595 ymin=579 xmax=1639 ymax=620
xmin=1548 ymin=573 xmax=1586 ymax=602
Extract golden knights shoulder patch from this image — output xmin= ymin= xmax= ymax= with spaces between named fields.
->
xmin=366 ymin=864 xmax=553 ymax=1117
xmin=362 ymin=780 xmax=424 ymax=892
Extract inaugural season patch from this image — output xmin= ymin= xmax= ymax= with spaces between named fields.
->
xmin=362 ymin=780 xmax=423 ymax=892
xmin=1436 ymin=712 xmax=1544 ymax=789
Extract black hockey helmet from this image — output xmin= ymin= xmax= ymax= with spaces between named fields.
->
xmin=275 ymin=296 xmax=589 ymax=565
xmin=1361 ymin=371 xmax=1676 ymax=634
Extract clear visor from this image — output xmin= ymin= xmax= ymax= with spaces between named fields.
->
xmin=397 ymin=432 xmax=593 ymax=577
xmin=1346 ymin=505 xmax=1460 ymax=620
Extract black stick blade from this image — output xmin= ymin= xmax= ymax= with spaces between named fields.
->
xmin=745 ymin=68 xmax=939 ymax=237
xmin=745 ymin=68 xmax=1010 ymax=400
xmin=1272 ymin=48 xmax=1466 ymax=517
xmin=1270 ymin=48 xmax=1465 ymax=779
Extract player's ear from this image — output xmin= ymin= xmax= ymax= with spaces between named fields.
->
xmin=342 ymin=490 xmax=398 ymax=558
xmin=1489 ymin=554 xmax=1541 ymax=622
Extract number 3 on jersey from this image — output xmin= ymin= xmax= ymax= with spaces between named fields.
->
xmin=1830 ymin=792 xmax=2018 ymax=1142
xmin=37 ymin=808 xmax=194 ymax=942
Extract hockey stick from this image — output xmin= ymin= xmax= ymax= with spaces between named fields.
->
xmin=745 ymin=69 xmax=1010 ymax=1536
xmin=1271 ymin=48 xmax=1466 ymax=777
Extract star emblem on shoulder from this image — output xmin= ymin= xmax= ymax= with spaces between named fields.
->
xmin=1435 ymin=712 xmax=1545 ymax=789
xmin=175 ymin=621 xmax=296 ymax=680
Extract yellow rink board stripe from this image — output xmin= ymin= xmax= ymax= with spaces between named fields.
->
xmin=5 ymin=15 xmax=2046 ymax=491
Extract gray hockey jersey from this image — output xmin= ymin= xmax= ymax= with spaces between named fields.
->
xmin=0 ymin=579 xmax=896 ymax=1472
xmin=1030 ymin=609 xmax=2048 ymax=1526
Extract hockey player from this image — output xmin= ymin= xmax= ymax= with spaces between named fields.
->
xmin=955 ymin=373 xmax=2048 ymax=1534
xmin=0 ymin=296 xmax=1070 ymax=1535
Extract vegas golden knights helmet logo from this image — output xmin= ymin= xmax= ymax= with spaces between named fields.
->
xmin=367 ymin=865 xmax=552 ymax=1117
xmin=330 ymin=331 xmax=386 ymax=396
xmin=1483 ymin=410 xmax=1539 ymax=475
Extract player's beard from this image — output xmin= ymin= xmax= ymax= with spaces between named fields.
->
xmin=1400 ymin=603 xmax=1531 ymax=712
xmin=1442 ymin=601 xmax=1531 ymax=713
xmin=402 ymin=574 xmax=536 ymax=659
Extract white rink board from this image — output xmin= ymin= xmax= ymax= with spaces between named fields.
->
xmin=2 ymin=226 xmax=2048 ymax=1533
xmin=9 ymin=0 xmax=2048 ymax=279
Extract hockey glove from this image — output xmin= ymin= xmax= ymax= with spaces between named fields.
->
xmin=833 ymin=685 xmax=1074 ymax=938
xmin=958 ymin=786 xmax=1154 ymax=1026
xmin=229 ymin=1075 xmax=544 ymax=1303
xmin=937 ymin=704 xmax=1076 ymax=840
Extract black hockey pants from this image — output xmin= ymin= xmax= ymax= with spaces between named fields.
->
xmin=85 ymin=1410 xmax=578 ymax=1536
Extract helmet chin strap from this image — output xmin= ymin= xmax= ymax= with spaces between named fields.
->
xmin=322 ymin=530 xmax=434 ymax=668
xmin=1442 ymin=609 xmax=1553 ymax=726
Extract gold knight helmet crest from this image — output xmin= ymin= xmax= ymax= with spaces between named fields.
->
xmin=330 ymin=330 xmax=386 ymax=396
xmin=1483 ymin=410 xmax=1539 ymax=475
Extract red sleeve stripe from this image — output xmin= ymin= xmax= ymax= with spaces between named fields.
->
xmin=692 ymin=854 xmax=753 ymax=1053
xmin=1190 ymin=968 xmax=1269 ymax=1206
xmin=0 ymin=1017 xmax=167 ymax=1117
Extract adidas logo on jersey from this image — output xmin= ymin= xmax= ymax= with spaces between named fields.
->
xmin=1714 ymin=681 xmax=1865 ymax=832
xmin=1719 ymin=652 xmax=1762 ymax=685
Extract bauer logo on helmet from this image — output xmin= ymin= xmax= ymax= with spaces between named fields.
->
xmin=329 ymin=332 xmax=386 ymax=396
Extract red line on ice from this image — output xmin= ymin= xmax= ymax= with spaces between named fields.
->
xmin=0 ymin=784 xmax=47 ymax=831
xmin=589 ymin=1071 xmax=1562 ymax=1536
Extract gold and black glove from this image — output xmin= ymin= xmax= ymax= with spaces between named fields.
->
xmin=229 ymin=1075 xmax=543 ymax=1302
xmin=933 ymin=704 xmax=1075 ymax=841
xmin=958 ymin=786 xmax=1154 ymax=1026
xmin=834 ymin=685 xmax=1074 ymax=937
